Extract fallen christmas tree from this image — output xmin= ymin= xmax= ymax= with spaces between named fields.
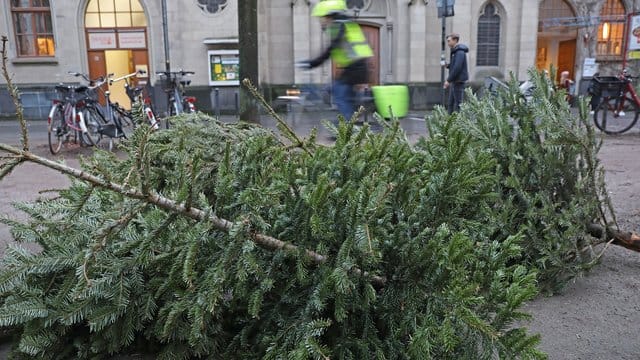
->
xmin=0 ymin=58 xmax=615 ymax=358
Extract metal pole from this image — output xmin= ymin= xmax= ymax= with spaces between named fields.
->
xmin=235 ymin=91 xmax=240 ymax=118
xmin=161 ymin=0 xmax=170 ymax=73
xmin=215 ymin=88 xmax=220 ymax=118
xmin=441 ymin=15 xmax=446 ymax=107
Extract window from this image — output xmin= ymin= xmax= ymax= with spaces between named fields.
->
xmin=597 ymin=0 xmax=626 ymax=58
xmin=196 ymin=0 xmax=228 ymax=14
xmin=11 ymin=0 xmax=55 ymax=57
xmin=346 ymin=0 xmax=372 ymax=10
xmin=477 ymin=3 xmax=500 ymax=66
xmin=85 ymin=0 xmax=147 ymax=28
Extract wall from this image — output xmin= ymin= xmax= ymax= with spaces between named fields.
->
xmin=2 ymin=0 xmax=638 ymax=118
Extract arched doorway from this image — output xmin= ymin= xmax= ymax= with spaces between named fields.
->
xmin=537 ymin=0 xmax=578 ymax=83
xmin=84 ymin=0 xmax=150 ymax=109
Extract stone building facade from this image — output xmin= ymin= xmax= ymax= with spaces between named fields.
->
xmin=0 ymin=0 xmax=637 ymax=118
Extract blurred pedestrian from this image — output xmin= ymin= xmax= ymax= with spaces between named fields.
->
xmin=559 ymin=70 xmax=575 ymax=104
xmin=297 ymin=0 xmax=373 ymax=121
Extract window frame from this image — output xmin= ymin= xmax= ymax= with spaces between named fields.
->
xmin=85 ymin=0 xmax=147 ymax=28
xmin=596 ymin=0 xmax=626 ymax=60
xmin=196 ymin=0 xmax=228 ymax=15
xmin=476 ymin=3 xmax=501 ymax=67
xmin=11 ymin=0 xmax=56 ymax=58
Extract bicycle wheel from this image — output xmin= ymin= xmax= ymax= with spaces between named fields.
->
xmin=594 ymin=96 xmax=640 ymax=134
xmin=114 ymin=110 xmax=135 ymax=137
xmin=81 ymin=106 xmax=107 ymax=146
xmin=47 ymin=105 xmax=65 ymax=155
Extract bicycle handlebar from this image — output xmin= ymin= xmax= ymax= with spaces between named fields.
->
xmin=67 ymin=71 xmax=115 ymax=90
xmin=109 ymin=69 xmax=146 ymax=85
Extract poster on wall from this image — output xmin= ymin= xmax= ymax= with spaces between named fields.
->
xmin=88 ymin=32 xmax=117 ymax=50
xmin=582 ymin=58 xmax=598 ymax=77
xmin=628 ymin=14 xmax=640 ymax=52
xmin=118 ymin=31 xmax=146 ymax=49
xmin=208 ymin=50 xmax=240 ymax=86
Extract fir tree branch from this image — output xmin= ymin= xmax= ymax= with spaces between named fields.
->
xmin=1 ymin=36 xmax=28 ymax=152
xmin=0 ymin=142 xmax=387 ymax=287
xmin=242 ymin=78 xmax=313 ymax=155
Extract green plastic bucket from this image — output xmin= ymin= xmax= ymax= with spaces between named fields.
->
xmin=371 ymin=85 xmax=409 ymax=118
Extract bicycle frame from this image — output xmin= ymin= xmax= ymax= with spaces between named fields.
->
xmin=616 ymin=79 xmax=640 ymax=110
xmin=156 ymin=69 xmax=196 ymax=116
xmin=112 ymin=70 xmax=159 ymax=129
xmin=593 ymin=71 xmax=640 ymax=134
xmin=50 ymin=86 xmax=91 ymax=135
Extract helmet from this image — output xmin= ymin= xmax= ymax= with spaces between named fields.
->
xmin=311 ymin=0 xmax=347 ymax=17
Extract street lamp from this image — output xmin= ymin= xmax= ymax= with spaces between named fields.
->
xmin=436 ymin=0 xmax=455 ymax=107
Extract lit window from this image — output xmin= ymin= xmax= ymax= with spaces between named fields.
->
xmin=11 ymin=0 xmax=55 ymax=57
xmin=477 ymin=3 xmax=500 ymax=66
xmin=85 ymin=0 xmax=147 ymax=28
xmin=196 ymin=0 xmax=228 ymax=14
xmin=597 ymin=0 xmax=626 ymax=58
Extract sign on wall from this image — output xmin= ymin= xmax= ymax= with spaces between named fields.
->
xmin=627 ymin=14 xmax=640 ymax=60
xmin=118 ymin=31 xmax=146 ymax=49
xmin=88 ymin=30 xmax=147 ymax=50
xmin=628 ymin=15 xmax=640 ymax=51
xmin=582 ymin=58 xmax=598 ymax=77
xmin=208 ymin=50 xmax=239 ymax=86
xmin=88 ymin=32 xmax=117 ymax=49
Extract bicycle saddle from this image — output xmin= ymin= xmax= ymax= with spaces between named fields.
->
xmin=180 ymin=80 xmax=191 ymax=86
xmin=125 ymin=86 xmax=144 ymax=101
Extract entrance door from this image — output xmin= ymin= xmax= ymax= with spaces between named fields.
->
xmin=85 ymin=0 xmax=150 ymax=109
xmin=105 ymin=50 xmax=134 ymax=108
xmin=362 ymin=24 xmax=379 ymax=85
xmin=86 ymin=31 xmax=150 ymax=109
xmin=331 ymin=24 xmax=380 ymax=86
xmin=557 ymin=40 xmax=576 ymax=83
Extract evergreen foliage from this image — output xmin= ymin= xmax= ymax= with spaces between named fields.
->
xmin=0 ymin=70 xmax=608 ymax=359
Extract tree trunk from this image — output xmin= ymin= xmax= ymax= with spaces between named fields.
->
xmin=238 ymin=0 xmax=259 ymax=123
xmin=587 ymin=223 xmax=640 ymax=252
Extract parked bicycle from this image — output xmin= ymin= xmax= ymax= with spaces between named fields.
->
xmin=47 ymin=80 xmax=102 ymax=154
xmin=592 ymin=69 xmax=640 ymax=134
xmin=110 ymin=69 xmax=159 ymax=130
xmin=68 ymin=71 xmax=134 ymax=151
xmin=156 ymin=69 xmax=196 ymax=128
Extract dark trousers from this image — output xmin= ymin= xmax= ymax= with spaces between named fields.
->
xmin=332 ymin=59 xmax=369 ymax=121
xmin=332 ymin=79 xmax=356 ymax=120
xmin=447 ymin=82 xmax=465 ymax=114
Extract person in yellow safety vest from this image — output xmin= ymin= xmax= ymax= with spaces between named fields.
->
xmin=297 ymin=0 xmax=373 ymax=121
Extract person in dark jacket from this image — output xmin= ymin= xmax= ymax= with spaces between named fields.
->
xmin=442 ymin=33 xmax=469 ymax=114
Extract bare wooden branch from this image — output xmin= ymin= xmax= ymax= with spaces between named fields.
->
xmin=1 ymin=36 xmax=28 ymax=152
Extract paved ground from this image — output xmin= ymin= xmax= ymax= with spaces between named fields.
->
xmin=0 ymin=109 xmax=429 ymax=146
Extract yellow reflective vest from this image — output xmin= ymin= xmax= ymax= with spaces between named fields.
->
xmin=328 ymin=20 xmax=373 ymax=68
